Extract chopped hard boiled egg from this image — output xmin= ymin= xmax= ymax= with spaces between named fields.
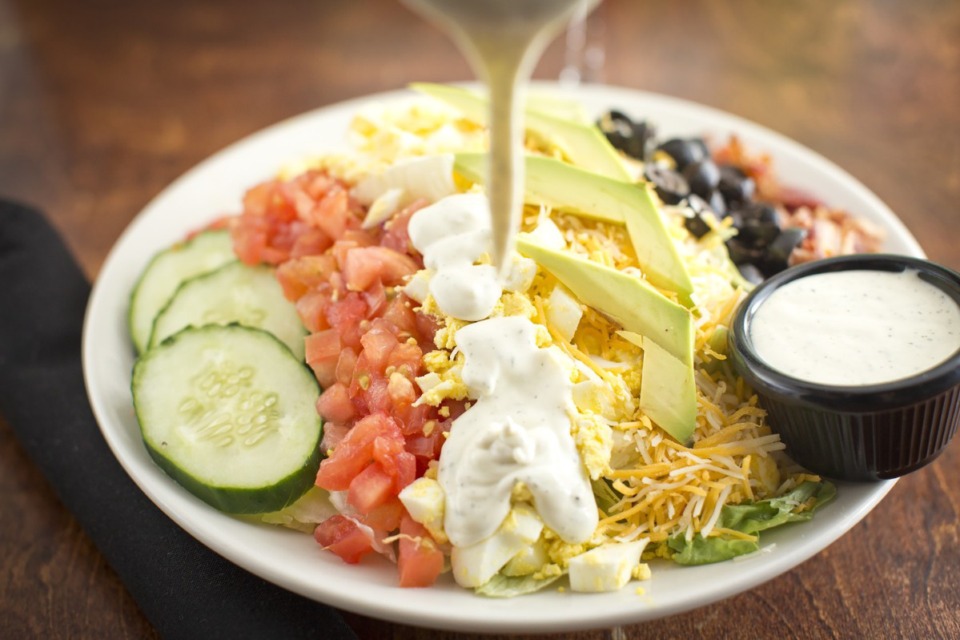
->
xmin=545 ymin=284 xmax=583 ymax=343
xmin=353 ymin=154 xmax=457 ymax=207
xmin=501 ymin=539 xmax=550 ymax=577
xmin=451 ymin=507 xmax=544 ymax=588
xmin=398 ymin=477 xmax=447 ymax=544
xmin=361 ymin=187 xmax=404 ymax=229
xmin=568 ymin=539 xmax=649 ymax=593
xmin=573 ymin=413 xmax=614 ymax=480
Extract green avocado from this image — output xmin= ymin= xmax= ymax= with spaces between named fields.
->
xmin=516 ymin=237 xmax=696 ymax=443
xmin=456 ymin=153 xmax=694 ymax=305
xmin=411 ymin=83 xmax=630 ymax=181
xmin=620 ymin=332 xmax=697 ymax=445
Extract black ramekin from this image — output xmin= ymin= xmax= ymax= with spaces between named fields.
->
xmin=728 ymin=254 xmax=960 ymax=481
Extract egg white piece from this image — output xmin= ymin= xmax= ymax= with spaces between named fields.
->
xmin=568 ymin=539 xmax=649 ymax=593
xmin=398 ymin=477 xmax=447 ymax=544
xmin=451 ymin=507 xmax=544 ymax=588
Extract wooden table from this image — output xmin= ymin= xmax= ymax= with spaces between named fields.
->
xmin=1 ymin=0 xmax=958 ymax=637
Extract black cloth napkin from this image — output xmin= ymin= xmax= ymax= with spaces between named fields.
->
xmin=0 ymin=200 xmax=358 ymax=640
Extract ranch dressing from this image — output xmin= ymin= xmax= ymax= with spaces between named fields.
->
xmin=406 ymin=192 xmax=537 ymax=321
xmin=406 ymin=193 xmax=500 ymax=321
xmin=403 ymin=0 xmax=593 ymax=275
xmin=437 ymin=316 xmax=598 ymax=547
xmin=750 ymin=269 xmax=960 ymax=386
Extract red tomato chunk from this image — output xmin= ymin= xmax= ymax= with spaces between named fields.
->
xmin=313 ymin=515 xmax=375 ymax=564
xmin=233 ymin=172 xmax=445 ymax=586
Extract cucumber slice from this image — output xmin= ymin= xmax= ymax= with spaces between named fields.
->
xmin=149 ymin=262 xmax=307 ymax=360
xmin=128 ymin=230 xmax=236 ymax=353
xmin=133 ymin=324 xmax=322 ymax=514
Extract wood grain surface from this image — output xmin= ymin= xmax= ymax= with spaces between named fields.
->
xmin=1 ymin=0 xmax=958 ymax=638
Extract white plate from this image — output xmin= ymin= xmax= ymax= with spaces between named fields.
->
xmin=83 ymin=84 xmax=921 ymax=634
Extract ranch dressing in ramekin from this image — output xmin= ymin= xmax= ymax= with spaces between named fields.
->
xmin=749 ymin=269 xmax=960 ymax=386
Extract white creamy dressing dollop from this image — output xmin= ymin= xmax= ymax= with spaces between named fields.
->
xmin=750 ymin=269 xmax=960 ymax=386
xmin=405 ymin=193 xmax=502 ymax=321
xmin=402 ymin=0 xmax=591 ymax=274
xmin=438 ymin=316 xmax=598 ymax=547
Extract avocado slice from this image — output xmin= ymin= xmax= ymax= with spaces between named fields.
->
xmin=412 ymin=83 xmax=631 ymax=181
xmin=516 ymin=237 xmax=696 ymax=443
xmin=620 ymin=332 xmax=697 ymax=445
xmin=516 ymin=237 xmax=693 ymax=366
xmin=456 ymin=153 xmax=694 ymax=306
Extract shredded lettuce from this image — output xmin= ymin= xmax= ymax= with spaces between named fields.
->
xmin=260 ymin=487 xmax=338 ymax=533
xmin=475 ymin=572 xmax=564 ymax=598
xmin=592 ymin=477 xmax=622 ymax=514
xmin=667 ymin=481 xmax=836 ymax=565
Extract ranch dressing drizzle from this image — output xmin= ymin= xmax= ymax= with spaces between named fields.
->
xmin=750 ymin=269 xmax=960 ymax=386
xmin=406 ymin=192 xmax=502 ymax=321
xmin=403 ymin=0 xmax=591 ymax=276
xmin=438 ymin=316 xmax=598 ymax=547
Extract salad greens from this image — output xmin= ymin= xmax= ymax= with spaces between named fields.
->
xmin=668 ymin=481 xmax=837 ymax=565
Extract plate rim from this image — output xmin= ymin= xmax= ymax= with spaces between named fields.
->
xmin=83 ymin=82 xmax=914 ymax=633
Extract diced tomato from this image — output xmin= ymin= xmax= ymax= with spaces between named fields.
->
xmin=244 ymin=181 xmax=298 ymax=222
xmin=268 ymin=219 xmax=310 ymax=258
xmin=316 ymin=441 xmax=373 ymax=491
xmin=305 ymin=328 xmax=341 ymax=364
xmin=308 ymin=187 xmax=353 ymax=239
xmin=335 ymin=347 xmax=358 ymax=386
xmin=319 ymin=421 xmax=349 ymax=453
xmin=276 ymin=255 xmax=336 ymax=300
xmin=360 ymin=325 xmax=399 ymax=372
xmin=314 ymin=515 xmax=375 ymax=564
xmin=360 ymin=497 xmax=404 ymax=533
xmin=360 ymin=375 xmax=393 ymax=414
xmin=371 ymin=430 xmax=403 ymax=459
xmin=315 ymin=418 xmax=378 ymax=491
xmin=379 ymin=200 xmax=426 ymax=256
xmin=231 ymin=166 xmax=454 ymax=583
xmin=231 ymin=215 xmax=269 ymax=265
xmin=341 ymin=228 xmax=377 ymax=247
xmin=387 ymin=342 xmax=423 ymax=380
xmin=362 ymin=279 xmax=387 ymax=317
xmin=381 ymin=295 xmax=420 ymax=340
xmin=343 ymin=246 xmax=419 ymax=292
xmin=415 ymin=311 xmax=440 ymax=345
xmin=394 ymin=402 xmax=434 ymax=436
xmin=305 ymin=329 xmax=341 ymax=389
xmin=405 ymin=428 xmax=443 ymax=459
xmin=370 ymin=434 xmax=416 ymax=492
xmin=290 ymin=185 xmax=317 ymax=220
xmin=387 ymin=372 xmax=417 ymax=405
xmin=332 ymin=238 xmax=361 ymax=272
xmin=241 ymin=181 xmax=274 ymax=218
xmin=349 ymin=351 xmax=373 ymax=398
xmin=315 ymin=413 xmax=401 ymax=491
xmin=324 ymin=292 xmax=368 ymax=350
xmin=295 ymin=289 xmax=332 ymax=333
xmin=303 ymin=170 xmax=338 ymax=201
xmin=309 ymin=359 xmax=338 ymax=390
xmin=347 ymin=462 xmax=395 ymax=514
xmin=291 ymin=228 xmax=333 ymax=258
xmin=397 ymin=515 xmax=444 ymax=587
xmin=393 ymin=451 xmax=417 ymax=491
xmin=442 ymin=400 xmax=469 ymax=422
xmin=316 ymin=383 xmax=355 ymax=424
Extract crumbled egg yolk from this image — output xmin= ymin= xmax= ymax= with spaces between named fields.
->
xmin=415 ymin=349 xmax=468 ymax=406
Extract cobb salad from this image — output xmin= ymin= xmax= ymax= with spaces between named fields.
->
xmin=128 ymin=84 xmax=872 ymax=597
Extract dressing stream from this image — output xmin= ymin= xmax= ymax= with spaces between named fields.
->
xmin=402 ymin=0 xmax=595 ymax=275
